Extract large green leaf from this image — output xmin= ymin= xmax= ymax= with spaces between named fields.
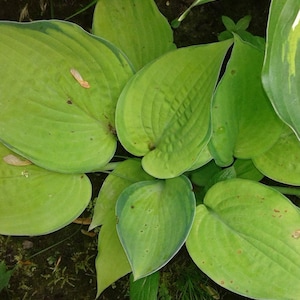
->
xmin=262 ymin=0 xmax=300 ymax=139
xmin=116 ymin=40 xmax=232 ymax=179
xmin=0 ymin=143 xmax=91 ymax=235
xmin=209 ymin=35 xmax=284 ymax=166
xmin=92 ymin=0 xmax=175 ymax=71
xmin=91 ymin=159 xmax=153 ymax=297
xmin=253 ymin=126 xmax=300 ymax=185
xmin=186 ymin=179 xmax=300 ymax=299
xmin=0 ymin=20 xmax=133 ymax=173
xmin=116 ymin=176 xmax=195 ymax=280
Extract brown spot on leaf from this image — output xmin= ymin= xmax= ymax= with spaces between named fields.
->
xmin=148 ymin=142 xmax=156 ymax=151
xmin=3 ymin=154 xmax=32 ymax=166
xmin=292 ymin=229 xmax=300 ymax=239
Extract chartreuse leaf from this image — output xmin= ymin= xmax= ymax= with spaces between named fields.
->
xmin=262 ymin=0 xmax=300 ymax=140
xmin=91 ymin=159 xmax=154 ymax=297
xmin=0 ymin=143 xmax=91 ymax=235
xmin=209 ymin=35 xmax=284 ymax=166
xmin=253 ymin=125 xmax=300 ymax=185
xmin=186 ymin=178 xmax=300 ymax=299
xmin=116 ymin=176 xmax=195 ymax=280
xmin=116 ymin=40 xmax=232 ymax=179
xmin=0 ymin=20 xmax=133 ymax=174
xmin=92 ymin=0 xmax=175 ymax=71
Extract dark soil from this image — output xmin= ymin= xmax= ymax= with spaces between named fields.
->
xmin=0 ymin=0 xmax=271 ymax=299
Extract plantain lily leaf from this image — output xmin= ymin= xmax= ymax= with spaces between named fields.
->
xmin=186 ymin=145 xmax=212 ymax=172
xmin=116 ymin=40 xmax=232 ymax=179
xmin=116 ymin=176 xmax=195 ymax=280
xmin=91 ymin=159 xmax=154 ymax=297
xmin=232 ymin=159 xmax=263 ymax=182
xmin=129 ymin=271 xmax=160 ymax=300
xmin=186 ymin=178 xmax=300 ymax=299
xmin=209 ymin=35 xmax=284 ymax=166
xmin=92 ymin=0 xmax=175 ymax=71
xmin=253 ymin=126 xmax=300 ymax=185
xmin=0 ymin=20 xmax=133 ymax=174
xmin=0 ymin=143 xmax=91 ymax=236
xmin=262 ymin=0 xmax=300 ymax=140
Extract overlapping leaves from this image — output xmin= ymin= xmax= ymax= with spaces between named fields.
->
xmin=0 ymin=20 xmax=133 ymax=173
xmin=262 ymin=0 xmax=300 ymax=140
xmin=0 ymin=143 xmax=91 ymax=235
xmin=116 ymin=40 xmax=232 ymax=178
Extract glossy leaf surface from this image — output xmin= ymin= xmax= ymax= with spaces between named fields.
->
xmin=0 ymin=143 xmax=91 ymax=235
xmin=262 ymin=0 xmax=300 ymax=140
xmin=116 ymin=40 xmax=232 ymax=178
xmin=0 ymin=20 xmax=133 ymax=173
xmin=93 ymin=0 xmax=175 ymax=70
xmin=187 ymin=179 xmax=300 ymax=299
xmin=116 ymin=176 xmax=195 ymax=280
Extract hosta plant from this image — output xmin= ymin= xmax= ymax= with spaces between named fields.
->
xmin=1 ymin=0 xmax=300 ymax=299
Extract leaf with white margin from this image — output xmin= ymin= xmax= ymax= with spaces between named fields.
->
xmin=262 ymin=0 xmax=300 ymax=140
xmin=187 ymin=178 xmax=300 ymax=299
xmin=116 ymin=40 xmax=232 ymax=179
xmin=0 ymin=20 xmax=133 ymax=173
xmin=116 ymin=176 xmax=195 ymax=280
xmin=0 ymin=143 xmax=91 ymax=235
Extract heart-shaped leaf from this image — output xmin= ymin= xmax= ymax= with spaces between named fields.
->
xmin=186 ymin=178 xmax=300 ymax=299
xmin=0 ymin=20 xmax=133 ymax=173
xmin=0 ymin=143 xmax=91 ymax=235
xmin=116 ymin=40 xmax=232 ymax=178
xmin=262 ymin=0 xmax=300 ymax=140
xmin=91 ymin=159 xmax=154 ymax=297
xmin=92 ymin=0 xmax=175 ymax=71
xmin=116 ymin=176 xmax=195 ymax=280
xmin=209 ymin=35 xmax=284 ymax=166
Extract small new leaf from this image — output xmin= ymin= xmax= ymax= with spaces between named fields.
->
xmin=236 ymin=15 xmax=251 ymax=31
xmin=222 ymin=15 xmax=236 ymax=31
xmin=0 ymin=261 xmax=14 ymax=292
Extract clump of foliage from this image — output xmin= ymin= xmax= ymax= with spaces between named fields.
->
xmin=0 ymin=0 xmax=300 ymax=299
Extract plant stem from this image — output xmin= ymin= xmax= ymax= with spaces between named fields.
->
xmin=100 ymin=162 xmax=120 ymax=171
xmin=28 ymin=225 xmax=82 ymax=259
xmin=64 ymin=0 xmax=98 ymax=21
xmin=270 ymin=186 xmax=300 ymax=197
